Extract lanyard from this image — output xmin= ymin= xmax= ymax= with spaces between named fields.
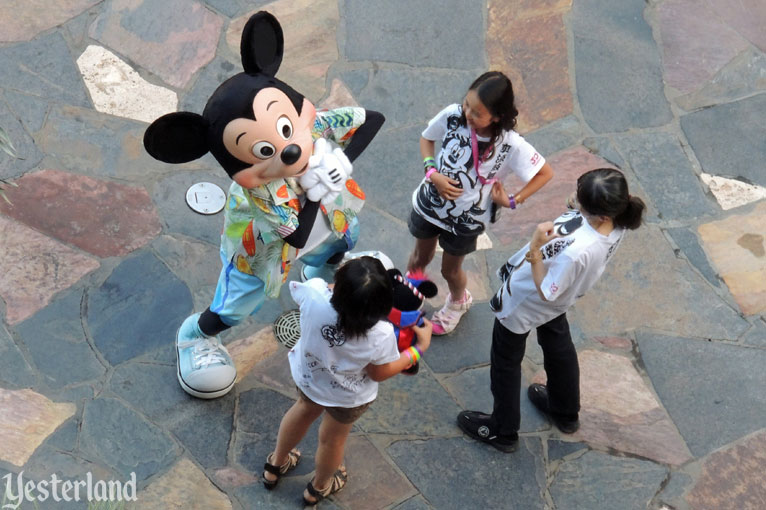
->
xmin=470 ymin=129 xmax=496 ymax=186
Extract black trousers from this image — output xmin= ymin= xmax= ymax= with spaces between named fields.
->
xmin=489 ymin=314 xmax=580 ymax=437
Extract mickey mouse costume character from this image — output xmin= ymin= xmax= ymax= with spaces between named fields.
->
xmin=143 ymin=12 xmax=384 ymax=399
xmin=387 ymin=269 xmax=437 ymax=374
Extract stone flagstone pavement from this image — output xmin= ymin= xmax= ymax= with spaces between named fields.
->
xmin=1 ymin=0 xmax=765 ymax=509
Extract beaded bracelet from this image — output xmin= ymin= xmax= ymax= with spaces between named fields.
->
xmin=407 ymin=347 xmax=420 ymax=363
xmin=508 ymin=194 xmax=517 ymax=210
xmin=403 ymin=349 xmax=414 ymax=367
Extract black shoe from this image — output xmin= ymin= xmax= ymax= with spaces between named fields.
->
xmin=527 ymin=384 xmax=579 ymax=434
xmin=456 ymin=411 xmax=518 ymax=453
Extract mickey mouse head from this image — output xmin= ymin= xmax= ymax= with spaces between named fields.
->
xmin=143 ymin=12 xmax=316 ymax=188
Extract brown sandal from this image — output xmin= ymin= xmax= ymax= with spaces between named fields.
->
xmin=262 ymin=449 xmax=301 ymax=490
xmin=303 ymin=465 xmax=348 ymax=506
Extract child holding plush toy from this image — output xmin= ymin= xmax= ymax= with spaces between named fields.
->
xmin=263 ymin=256 xmax=433 ymax=505
xmin=143 ymin=12 xmax=384 ymax=399
xmin=407 ymin=71 xmax=554 ymax=335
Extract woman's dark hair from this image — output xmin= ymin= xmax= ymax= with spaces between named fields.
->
xmin=576 ymin=168 xmax=646 ymax=230
xmin=330 ymin=256 xmax=393 ymax=339
xmin=459 ymin=71 xmax=519 ymax=146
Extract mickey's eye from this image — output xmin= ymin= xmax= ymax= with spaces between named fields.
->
xmin=276 ymin=116 xmax=293 ymax=140
xmin=251 ymin=141 xmax=276 ymax=159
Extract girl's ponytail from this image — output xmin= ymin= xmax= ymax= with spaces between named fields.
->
xmin=613 ymin=195 xmax=646 ymax=230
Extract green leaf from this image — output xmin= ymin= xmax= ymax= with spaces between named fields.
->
xmin=0 ymin=125 xmax=18 ymax=158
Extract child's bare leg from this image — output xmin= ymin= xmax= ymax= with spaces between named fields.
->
xmin=308 ymin=413 xmax=353 ymax=496
xmin=264 ymin=398 xmax=324 ymax=482
xmin=441 ymin=252 xmax=467 ymax=299
xmin=408 ymin=237 xmax=438 ymax=273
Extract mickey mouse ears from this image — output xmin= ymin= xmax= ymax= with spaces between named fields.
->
xmin=240 ymin=11 xmax=284 ymax=77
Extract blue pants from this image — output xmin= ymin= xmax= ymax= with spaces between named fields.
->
xmin=210 ymin=218 xmax=359 ymax=327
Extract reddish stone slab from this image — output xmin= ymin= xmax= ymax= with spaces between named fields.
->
xmin=658 ymin=0 xmax=748 ymax=94
xmin=0 ymin=0 xmax=99 ymax=43
xmin=227 ymin=0 xmax=340 ymax=102
xmin=593 ymin=336 xmax=633 ymax=350
xmin=686 ymin=430 xmax=766 ymax=509
xmin=489 ymin=147 xmax=613 ymax=246
xmin=336 ymin=436 xmax=416 ymax=509
xmin=89 ymin=0 xmax=223 ymax=89
xmin=0 ymin=216 xmax=99 ymax=325
xmin=698 ymin=202 xmax=766 ymax=315
xmin=0 ymin=388 xmax=76 ymax=466
xmin=0 ymin=169 xmax=161 ymax=258
xmin=707 ymin=0 xmax=766 ymax=52
xmin=533 ymin=350 xmax=692 ymax=466
xmin=488 ymin=1 xmax=572 ymax=132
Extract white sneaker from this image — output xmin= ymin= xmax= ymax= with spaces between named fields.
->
xmin=431 ymin=290 xmax=473 ymax=335
xmin=176 ymin=314 xmax=236 ymax=399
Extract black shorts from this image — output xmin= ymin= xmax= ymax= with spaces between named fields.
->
xmin=408 ymin=210 xmax=479 ymax=257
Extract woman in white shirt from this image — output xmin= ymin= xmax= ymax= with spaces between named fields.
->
xmin=457 ymin=168 xmax=646 ymax=452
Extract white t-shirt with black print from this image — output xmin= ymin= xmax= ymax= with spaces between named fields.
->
xmin=490 ymin=210 xmax=625 ymax=334
xmin=412 ymin=103 xmax=545 ymax=236
xmin=288 ymin=278 xmax=400 ymax=408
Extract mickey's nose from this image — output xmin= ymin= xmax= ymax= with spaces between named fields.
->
xmin=281 ymin=144 xmax=302 ymax=165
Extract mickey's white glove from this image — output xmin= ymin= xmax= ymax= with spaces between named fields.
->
xmin=299 ymin=138 xmax=353 ymax=204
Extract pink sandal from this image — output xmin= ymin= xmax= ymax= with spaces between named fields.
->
xmin=431 ymin=290 xmax=472 ymax=335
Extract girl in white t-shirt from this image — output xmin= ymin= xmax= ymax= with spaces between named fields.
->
xmin=408 ymin=71 xmax=554 ymax=335
xmin=457 ymin=168 xmax=645 ymax=452
xmin=262 ymin=256 xmax=432 ymax=505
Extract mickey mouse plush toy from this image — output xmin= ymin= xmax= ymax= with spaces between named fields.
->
xmin=144 ymin=11 xmax=384 ymax=399
xmin=387 ymin=270 xmax=437 ymax=374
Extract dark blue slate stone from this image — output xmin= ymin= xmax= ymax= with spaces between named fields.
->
xmin=526 ymin=116 xmax=583 ymax=158
xmin=341 ymin=68 xmax=475 ymax=130
xmin=181 ymin=56 xmax=240 ymax=113
xmin=353 ymin=206 xmax=412 ymax=269
xmin=357 ymin=364 xmax=462 ymax=436
xmin=168 ymin=393 xmax=235 ymax=469
xmin=442 ymin=367 xmax=549 ymax=434
xmin=152 ymin=170 xmax=231 ymax=245
xmin=80 ymin=397 xmax=178 ymax=481
xmin=115 ymin=0 xmax=206 ymax=42
xmin=234 ymin=476 xmax=341 ymax=510
xmin=741 ymin=319 xmax=766 ymax=349
xmin=653 ymin=471 xmax=693 ymax=510
xmin=667 ymin=227 xmax=721 ymax=288
xmin=3 ymin=89 xmax=49 ymax=134
xmin=424 ymin=302 xmax=494 ymax=373
xmin=43 ymin=417 xmax=79 ymax=453
xmin=334 ymin=68 xmax=369 ymax=99
xmin=636 ymin=332 xmax=766 ymax=457
xmin=353 ymin=125 xmax=428 ymax=221
xmin=343 ymin=0 xmax=485 ymax=70
xmin=109 ymin=362 xmax=191 ymax=421
xmin=571 ymin=0 xmax=672 ymax=133
xmin=680 ymin=94 xmax=766 ymax=187
xmin=613 ymin=131 xmax=712 ymax=220
xmin=0 ymin=99 xmax=43 ymax=179
xmin=393 ymin=496 xmax=434 ymax=510
xmin=0 ymin=32 xmax=90 ymax=109
xmin=388 ymin=437 xmax=545 ymax=509
xmin=550 ymin=451 xmax=666 ymax=510
xmin=39 ymin=105 xmax=169 ymax=181
xmin=16 ymin=289 xmax=106 ymax=387
xmin=582 ymin=137 xmax=625 ymax=170
xmin=547 ymin=439 xmax=587 ymax=462
xmin=0 ymin=324 xmax=36 ymax=389
xmin=202 ymin=0 xmax=256 ymax=18
xmin=88 ymin=251 xmax=193 ymax=365
xmin=235 ymin=388 xmax=319 ymax=477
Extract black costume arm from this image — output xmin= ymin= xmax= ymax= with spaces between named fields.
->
xmin=283 ymin=199 xmax=320 ymax=249
xmin=342 ymin=110 xmax=385 ymax=163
